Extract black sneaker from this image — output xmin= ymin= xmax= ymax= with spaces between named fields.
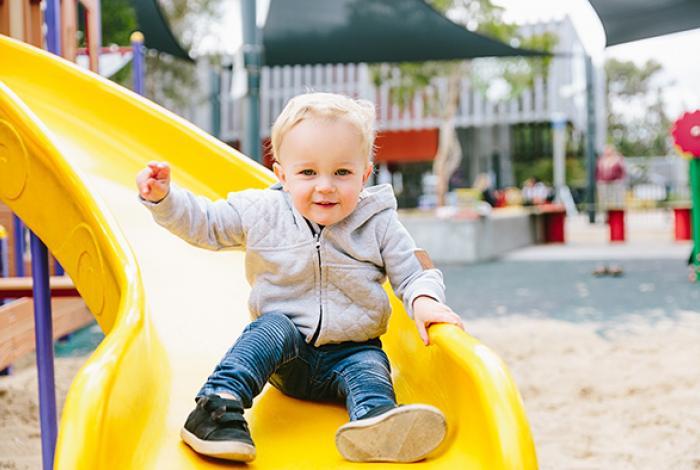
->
xmin=180 ymin=394 xmax=256 ymax=462
xmin=335 ymin=403 xmax=446 ymax=463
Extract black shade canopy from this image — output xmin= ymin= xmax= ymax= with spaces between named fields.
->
xmin=261 ymin=0 xmax=546 ymax=66
xmin=130 ymin=0 xmax=191 ymax=61
xmin=132 ymin=0 xmax=545 ymax=64
xmin=588 ymin=0 xmax=700 ymax=47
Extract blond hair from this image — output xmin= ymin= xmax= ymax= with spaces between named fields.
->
xmin=271 ymin=92 xmax=376 ymax=162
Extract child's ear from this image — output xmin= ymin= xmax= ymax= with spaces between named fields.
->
xmin=273 ymin=162 xmax=287 ymax=190
xmin=362 ymin=162 xmax=374 ymax=184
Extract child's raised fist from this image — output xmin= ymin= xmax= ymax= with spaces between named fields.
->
xmin=136 ymin=161 xmax=171 ymax=203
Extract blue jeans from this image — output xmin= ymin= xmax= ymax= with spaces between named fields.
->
xmin=198 ymin=312 xmax=397 ymax=421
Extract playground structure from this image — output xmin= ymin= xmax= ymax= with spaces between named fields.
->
xmin=671 ymin=110 xmax=700 ymax=281
xmin=0 ymin=0 xmax=146 ymax=392
xmin=0 ymin=28 xmax=537 ymax=470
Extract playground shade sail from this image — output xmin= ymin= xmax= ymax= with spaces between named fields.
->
xmin=0 ymin=35 xmax=536 ymax=469
xmin=130 ymin=0 xmax=191 ymax=60
xmin=263 ymin=0 xmax=545 ymax=65
xmin=132 ymin=0 xmax=545 ymax=64
xmin=588 ymin=0 xmax=700 ymax=46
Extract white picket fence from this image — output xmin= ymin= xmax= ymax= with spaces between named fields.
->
xmin=219 ymin=62 xmax=570 ymax=143
xmin=218 ymin=17 xmax=586 ymax=143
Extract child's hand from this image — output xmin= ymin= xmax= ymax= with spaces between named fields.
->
xmin=412 ymin=296 xmax=465 ymax=346
xmin=136 ymin=161 xmax=171 ymax=203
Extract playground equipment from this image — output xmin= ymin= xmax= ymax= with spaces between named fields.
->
xmin=671 ymin=110 xmax=700 ymax=282
xmin=608 ymin=209 xmax=626 ymax=242
xmin=0 ymin=35 xmax=537 ymax=468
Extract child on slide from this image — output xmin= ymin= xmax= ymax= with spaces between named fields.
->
xmin=135 ymin=92 xmax=464 ymax=463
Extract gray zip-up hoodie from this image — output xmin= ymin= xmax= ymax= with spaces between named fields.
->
xmin=141 ymin=183 xmax=446 ymax=346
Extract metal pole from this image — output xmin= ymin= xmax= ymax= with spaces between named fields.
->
xmin=691 ymin=159 xmax=700 ymax=282
xmin=30 ymin=233 xmax=58 ymax=470
xmin=241 ymin=0 xmax=262 ymax=162
xmin=210 ymin=67 xmax=222 ymax=139
xmin=13 ymin=215 xmax=25 ymax=277
xmin=552 ymin=113 xmax=566 ymax=193
xmin=584 ymin=55 xmax=597 ymax=223
xmin=44 ymin=0 xmax=61 ymax=55
xmin=0 ymin=226 xmax=7 ymax=278
xmin=131 ymin=32 xmax=145 ymax=95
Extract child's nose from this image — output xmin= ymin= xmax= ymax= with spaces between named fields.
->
xmin=315 ymin=178 xmax=334 ymax=193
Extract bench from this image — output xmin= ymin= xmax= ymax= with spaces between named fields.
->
xmin=0 ymin=298 xmax=93 ymax=371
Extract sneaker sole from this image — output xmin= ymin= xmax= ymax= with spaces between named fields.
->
xmin=180 ymin=427 xmax=256 ymax=462
xmin=335 ymin=404 xmax=446 ymax=463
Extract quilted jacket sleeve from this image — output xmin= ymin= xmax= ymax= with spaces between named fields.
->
xmin=140 ymin=183 xmax=247 ymax=250
xmin=379 ymin=210 xmax=446 ymax=318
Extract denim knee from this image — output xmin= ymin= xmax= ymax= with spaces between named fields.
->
xmin=250 ymin=312 xmax=298 ymax=337
xmin=197 ymin=312 xmax=301 ymax=406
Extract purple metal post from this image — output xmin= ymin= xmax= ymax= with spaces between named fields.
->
xmin=54 ymin=260 xmax=64 ymax=276
xmin=1 ymin=227 xmax=10 ymax=374
xmin=44 ymin=0 xmax=61 ymax=55
xmin=43 ymin=0 xmax=66 ymax=278
xmin=131 ymin=32 xmax=145 ymax=95
xmin=30 ymin=233 xmax=58 ymax=470
xmin=12 ymin=215 xmax=25 ymax=277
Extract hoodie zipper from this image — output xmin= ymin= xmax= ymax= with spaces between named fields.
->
xmin=309 ymin=224 xmax=324 ymax=346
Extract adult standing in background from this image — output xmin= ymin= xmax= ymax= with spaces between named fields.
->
xmin=596 ymin=145 xmax=627 ymax=212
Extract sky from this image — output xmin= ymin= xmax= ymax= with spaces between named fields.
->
xmin=493 ymin=0 xmax=700 ymax=119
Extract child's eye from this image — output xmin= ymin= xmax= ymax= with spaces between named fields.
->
xmin=299 ymin=169 xmax=315 ymax=176
xmin=336 ymin=169 xmax=352 ymax=176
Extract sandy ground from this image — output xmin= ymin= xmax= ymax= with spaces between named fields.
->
xmin=0 ymin=356 xmax=87 ymax=470
xmin=2 ymin=312 xmax=700 ymax=469
xmin=469 ymin=313 xmax=700 ymax=470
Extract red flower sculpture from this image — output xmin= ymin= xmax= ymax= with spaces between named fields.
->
xmin=672 ymin=110 xmax=700 ymax=158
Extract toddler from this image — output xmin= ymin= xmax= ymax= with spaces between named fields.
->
xmin=136 ymin=92 xmax=464 ymax=463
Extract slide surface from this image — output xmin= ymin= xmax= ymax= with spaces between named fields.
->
xmin=0 ymin=35 xmax=536 ymax=469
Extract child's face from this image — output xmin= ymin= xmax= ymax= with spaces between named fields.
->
xmin=273 ymin=117 xmax=373 ymax=226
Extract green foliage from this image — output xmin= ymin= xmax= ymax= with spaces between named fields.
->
xmin=371 ymin=61 xmax=463 ymax=115
xmin=101 ymin=0 xmax=138 ymax=46
xmin=74 ymin=0 xmax=136 ymax=86
xmin=513 ymin=158 xmax=585 ymax=187
xmin=98 ymin=0 xmax=225 ymax=105
xmin=605 ymin=58 xmax=672 ymax=156
xmin=371 ymin=0 xmax=558 ymax=112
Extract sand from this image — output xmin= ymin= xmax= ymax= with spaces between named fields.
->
xmin=2 ymin=313 xmax=700 ymax=469
xmin=0 ymin=356 xmax=87 ymax=470
xmin=468 ymin=312 xmax=700 ymax=470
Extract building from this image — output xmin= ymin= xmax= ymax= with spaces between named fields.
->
xmin=174 ymin=16 xmax=605 ymax=207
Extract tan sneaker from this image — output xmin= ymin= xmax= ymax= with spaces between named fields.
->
xmin=335 ymin=404 xmax=446 ymax=463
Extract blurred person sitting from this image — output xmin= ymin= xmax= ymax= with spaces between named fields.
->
xmin=521 ymin=177 xmax=552 ymax=205
xmin=473 ymin=173 xmax=498 ymax=207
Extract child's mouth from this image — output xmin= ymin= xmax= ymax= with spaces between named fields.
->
xmin=315 ymin=202 xmax=338 ymax=208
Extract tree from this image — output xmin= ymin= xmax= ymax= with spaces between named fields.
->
xmin=605 ymin=58 xmax=672 ymax=156
xmin=372 ymin=0 xmax=556 ymax=206
xmin=96 ymin=0 xmax=224 ymax=107
xmin=143 ymin=0 xmax=225 ymax=109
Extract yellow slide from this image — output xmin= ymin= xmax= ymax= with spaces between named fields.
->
xmin=0 ymin=35 xmax=536 ymax=469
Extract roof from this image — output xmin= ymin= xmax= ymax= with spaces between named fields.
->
xmin=588 ymin=0 xmax=700 ymax=47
